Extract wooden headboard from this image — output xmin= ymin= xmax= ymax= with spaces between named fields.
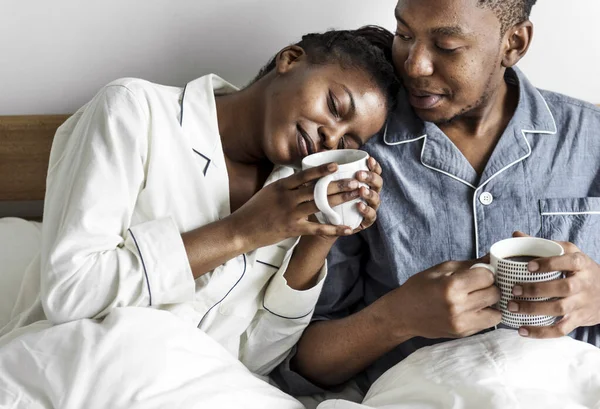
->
xmin=0 ymin=115 xmax=69 ymax=218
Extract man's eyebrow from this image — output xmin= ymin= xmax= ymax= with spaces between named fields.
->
xmin=395 ymin=9 xmax=411 ymax=29
xmin=431 ymin=26 xmax=471 ymax=38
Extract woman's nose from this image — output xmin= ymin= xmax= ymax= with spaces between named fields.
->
xmin=318 ymin=126 xmax=342 ymax=150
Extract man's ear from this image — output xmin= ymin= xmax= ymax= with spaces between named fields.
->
xmin=501 ymin=20 xmax=534 ymax=68
xmin=275 ymin=45 xmax=306 ymax=74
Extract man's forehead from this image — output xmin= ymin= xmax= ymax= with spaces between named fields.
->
xmin=395 ymin=0 xmax=499 ymax=36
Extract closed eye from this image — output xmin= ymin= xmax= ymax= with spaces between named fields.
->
xmin=328 ymin=90 xmax=340 ymax=118
xmin=435 ymin=44 xmax=460 ymax=54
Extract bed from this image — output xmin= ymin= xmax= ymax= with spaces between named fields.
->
xmin=1 ymin=115 xmax=600 ymax=409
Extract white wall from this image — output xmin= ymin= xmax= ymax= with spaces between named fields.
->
xmin=0 ymin=0 xmax=598 ymax=115
xmin=518 ymin=0 xmax=600 ymax=103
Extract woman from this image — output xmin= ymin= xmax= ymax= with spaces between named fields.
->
xmin=37 ymin=26 xmax=399 ymax=375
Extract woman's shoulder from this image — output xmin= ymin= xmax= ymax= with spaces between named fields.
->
xmin=87 ymin=78 xmax=183 ymax=120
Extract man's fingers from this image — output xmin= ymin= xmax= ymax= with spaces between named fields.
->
xmin=529 ymin=252 xmax=589 ymax=274
xmin=463 ymin=308 xmax=502 ymax=334
xmin=509 ymin=296 xmax=577 ymax=317
xmin=518 ymin=316 xmax=577 ymax=339
xmin=514 ymin=276 xmax=581 ymax=298
xmin=468 ymin=285 xmax=501 ymax=311
xmin=451 ymin=266 xmax=496 ymax=293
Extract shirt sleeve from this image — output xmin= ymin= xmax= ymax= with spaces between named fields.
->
xmin=40 ymin=82 xmax=195 ymax=324
xmin=269 ymin=233 xmax=368 ymax=395
xmin=238 ymin=240 xmax=328 ymax=376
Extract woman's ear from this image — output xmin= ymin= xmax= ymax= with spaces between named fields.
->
xmin=501 ymin=20 xmax=534 ymax=68
xmin=275 ymin=45 xmax=306 ymax=74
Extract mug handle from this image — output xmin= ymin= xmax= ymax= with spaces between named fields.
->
xmin=470 ymin=263 xmax=496 ymax=275
xmin=314 ymin=175 xmax=343 ymax=226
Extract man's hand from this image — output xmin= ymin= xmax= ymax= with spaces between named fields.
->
xmin=381 ymin=259 xmax=502 ymax=341
xmin=510 ymin=231 xmax=600 ymax=338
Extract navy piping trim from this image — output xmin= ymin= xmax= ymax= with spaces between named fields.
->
xmin=256 ymin=260 xmax=280 ymax=270
xmin=192 ymin=149 xmax=211 ymax=176
xmin=128 ymin=228 xmax=153 ymax=306
xmin=179 ymin=84 xmax=188 ymax=126
xmin=263 ymin=301 xmax=313 ymax=320
xmin=198 ymin=254 xmax=247 ymax=328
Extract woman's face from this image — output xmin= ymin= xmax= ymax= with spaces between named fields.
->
xmin=263 ymin=50 xmax=388 ymax=168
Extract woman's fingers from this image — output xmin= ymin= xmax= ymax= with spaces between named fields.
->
xmin=282 ymin=163 xmax=337 ymax=190
xmin=356 ymin=170 xmax=382 ymax=192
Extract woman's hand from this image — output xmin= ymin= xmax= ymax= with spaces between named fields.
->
xmin=353 ymin=156 xmax=383 ymax=232
xmin=230 ymin=163 xmax=362 ymax=251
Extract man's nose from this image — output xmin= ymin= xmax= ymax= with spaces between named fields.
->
xmin=404 ymin=43 xmax=434 ymax=78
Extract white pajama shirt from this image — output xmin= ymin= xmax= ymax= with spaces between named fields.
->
xmin=39 ymin=74 xmax=327 ymax=375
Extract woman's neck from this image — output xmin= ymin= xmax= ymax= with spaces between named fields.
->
xmin=215 ymin=82 xmax=266 ymax=164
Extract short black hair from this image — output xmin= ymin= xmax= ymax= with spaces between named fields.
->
xmin=477 ymin=0 xmax=537 ymax=33
xmin=253 ymin=25 xmax=400 ymax=115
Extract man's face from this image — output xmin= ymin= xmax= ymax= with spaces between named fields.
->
xmin=392 ymin=0 xmax=505 ymax=124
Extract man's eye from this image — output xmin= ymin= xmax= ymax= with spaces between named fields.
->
xmin=436 ymin=44 xmax=459 ymax=54
xmin=395 ymin=32 xmax=412 ymax=41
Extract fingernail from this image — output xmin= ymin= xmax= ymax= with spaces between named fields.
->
xmin=513 ymin=285 xmax=523 ymax=296
xmin=327 ymin=163 xmax=337 ymax=171
xmin=358 ymin=171 xmax=367 ymax=179
xmin=344 ymin=228 xmax=352 ymax=235
xmin=508 ymin=301 xmax=519 ymax=312
xmin=518 ymin=328 xmax=529 ymax=337
xmin=358 ymin=203 xmax=366 ymax=211
xmin=348 ymin=180 xmax=359 ymax=189
xmin=528 ymin=261 xmax=539 ymax=272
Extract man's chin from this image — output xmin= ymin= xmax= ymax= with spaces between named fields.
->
xmin=412 ymin=107 xmax=454 ymax=125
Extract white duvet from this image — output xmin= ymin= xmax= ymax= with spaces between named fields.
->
xmin=320 ymin=329 xmax=600 ymax=409
xmin=1 ymin=218 xmax=600 ymax=408
xmin=2 ymin=309 xmax=599 ymax=409
xmin=0 ymin=308 xmax=303 ymax=409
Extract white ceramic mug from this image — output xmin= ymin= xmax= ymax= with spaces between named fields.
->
xmin=471 ymin=237 xmax=564 ymax=328
xmin=301 ymin=149 xmax=369 ymax=230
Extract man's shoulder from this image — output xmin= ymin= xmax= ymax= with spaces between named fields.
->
xmin=538 ymin=88 xmax=600 ymax=122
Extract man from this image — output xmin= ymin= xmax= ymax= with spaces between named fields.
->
xmin=274 ymin=0 xmax=600 ymax=396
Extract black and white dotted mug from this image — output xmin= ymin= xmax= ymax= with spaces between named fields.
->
xmin=472 ymin=237 xmax=564 ymax=328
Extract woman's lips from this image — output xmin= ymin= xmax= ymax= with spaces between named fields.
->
xmin=296 ymin=124 xmax=315 ymax=158
xmin=408 ymin=92 xmax=443 ymax=110
xmin=297 ymin=132 xmax=309 ymax=158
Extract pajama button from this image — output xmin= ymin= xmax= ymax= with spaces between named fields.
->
xmin=479 ymin=192 xmax=493 ymax=205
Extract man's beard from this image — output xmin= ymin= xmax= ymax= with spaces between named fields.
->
xmin=432 ymin=68 xmax=498 ymax=126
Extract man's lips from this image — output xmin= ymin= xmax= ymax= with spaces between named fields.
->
xmin=296 ymin=124 xmax=316 ymax=157
xmin=406 ymin=89 xmax=445 ymax=110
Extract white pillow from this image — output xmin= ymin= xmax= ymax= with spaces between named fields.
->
xmin=0 ymin=218 xmax=42 ymax=328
